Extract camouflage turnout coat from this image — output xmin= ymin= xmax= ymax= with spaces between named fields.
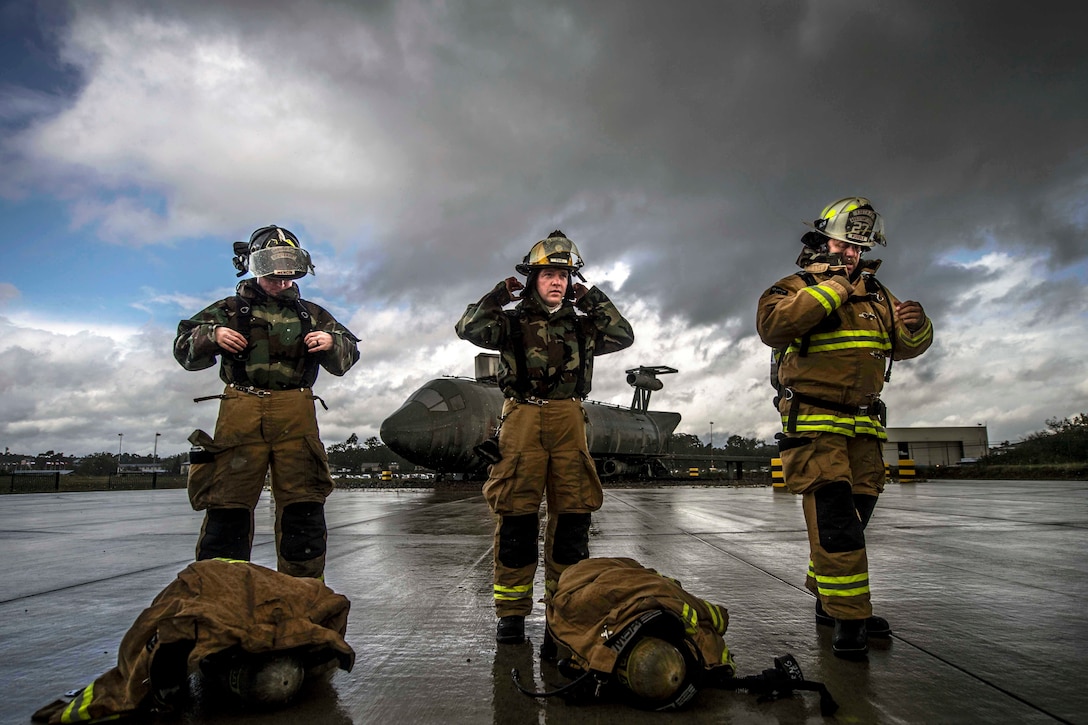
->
xmin=174 ymin=278 xmax=359 ymax=390
xmin=455 ymin=283 xmax=633 ymax=400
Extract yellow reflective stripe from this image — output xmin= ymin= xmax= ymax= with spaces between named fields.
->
xmin=815 ymin=571 xmax=870 ymax=597
xmin=899 ymin=318 xmax=933 ymax=346
xmin=61 ymin=684 xmax=95 ymax=723
xmin=786 ymin=329 xmax=892 ymax=355
xmin=854 ymin=416 xmax=885 ymax=437
xmin=721 ymin=645 xmax=736 ymax=671
xmin=782 ymin=414 xmax=887 ymax=440
xmin=705 ymin=602 xmax=727 ymax=635
xmin=681 ymin=603 xmax=698 ymax=634
xmin=211 ymin=557 xmax=249 ymax=564
xmin=494 ymin=583 xmax=532 ymax=601
xmin=818 ymin=583 xmax=870 ymax=597
xmin=823 ymin=201 xmax=859 ymax=219
xmin=801 ymin=284 xmax=842 ymax=314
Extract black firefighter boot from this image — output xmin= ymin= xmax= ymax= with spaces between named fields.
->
xmin=539 ymin=624 xmax=558 ymax=662
xmin=496 ymin=615 xmax=526 ymax=644
xmin=816 ymin=599 xmax=891 ymax=637
xmin=832 ymin=618 xmax=868 ymax=659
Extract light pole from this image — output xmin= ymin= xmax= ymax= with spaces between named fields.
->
xmin=153 ymin=432 xmax=161 ymax=463
xmin=709 ymin=421 xmax=714 ymax=470
xmin=117 ymin=433 xmax=123 ymax=473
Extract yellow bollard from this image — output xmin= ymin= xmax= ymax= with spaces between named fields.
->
xmin=771 ymin=458 xmax=785 ymax=489
xmin=898 ymin=458 xmax=916 ymax=483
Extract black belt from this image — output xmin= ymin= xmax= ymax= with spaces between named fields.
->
xmin=194 ymin=385 xmax=328 ymax=410
xmin=782 ymin=388 xmax=885 ymax=432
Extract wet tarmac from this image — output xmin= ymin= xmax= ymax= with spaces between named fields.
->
xmin=2 ymin=479 xmax=1085 ymax=724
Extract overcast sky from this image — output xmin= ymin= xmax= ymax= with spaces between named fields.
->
xmin=2 ymin=0 xmax=1086 ymax=459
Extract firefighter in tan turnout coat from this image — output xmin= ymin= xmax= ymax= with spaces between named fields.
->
xmin=455 ymin=230 xmax=634 ymax=645
xmin=757 ymin=198 xmax=933 ymax=658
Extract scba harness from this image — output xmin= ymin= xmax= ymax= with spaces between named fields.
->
xmin=228 ymin=293 xmax=317 ymax=389
xmin=505 ymin=307 xmax=590 ymax=401
xmin=769 ymin=269 xmax=897 ymax=433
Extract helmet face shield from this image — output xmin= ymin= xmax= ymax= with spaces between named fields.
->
xmin=244 ymin=225 xmax=314 ymax=279
xmin=249 ymin=246 xmax=313 ymax=279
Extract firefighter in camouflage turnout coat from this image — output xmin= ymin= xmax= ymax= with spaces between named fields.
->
xmin=175 ymin=225 xmax=359 ymax=580
xmin=456 ymin=230 xmax=634 ymax=644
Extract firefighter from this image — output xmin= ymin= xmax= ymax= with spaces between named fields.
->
xmin=175 ymin=225 xmax=360 ymax=579
xmin=757 ymin=197 xmax=934 ymax=657
xmin=455 ymin=231 xmax=634 ymax=644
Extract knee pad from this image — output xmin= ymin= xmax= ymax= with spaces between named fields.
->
xmin=197 ymin=508 xmax=252 ymax=561
xmin=280 ymin=502 xmax=327 ymax=563
xmin=552 ymin=513 xmax=592 ymax=565
xmin=853 ymin=494 xmax=878 ymax=528
xmin=498 ymin=513 xmax=538 ymax=568
xmin=814 ymin=482 xmax=865 ymax=553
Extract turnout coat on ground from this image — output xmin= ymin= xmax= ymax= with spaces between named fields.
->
xmin=33 ymin=560 xmax=354 ymax=724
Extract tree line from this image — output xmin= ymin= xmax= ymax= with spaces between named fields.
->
xmin=6 ymin=412 xmax=1081 ymax=477
xmin=980 ymin=413 xmax=1088 ymax=466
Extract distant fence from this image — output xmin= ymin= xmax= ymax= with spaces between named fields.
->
xmin=3 ymin=473 xmax=187 ymax=494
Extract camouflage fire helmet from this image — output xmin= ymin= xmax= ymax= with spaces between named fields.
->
xmin=804 ymin=197 xmax=887 ymax=249
xmin=515 ymin=230 xmax=585 ymax=277
xmin=232 ymin=225 xmax=315 ymax=279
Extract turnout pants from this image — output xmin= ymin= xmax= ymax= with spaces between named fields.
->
xmin=187 ymin=386 xmax=335 ymax=579
xmin=779 ymin=431 xmax=884 ymax=620
xmin=482 ymin=398 xmax=604 ymax=617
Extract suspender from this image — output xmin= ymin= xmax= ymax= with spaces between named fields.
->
xmin=228 ymin=295 xmax=253 ymax=386
xmin=507 ymin=311 xmax=531 ymax=398
xmin=573 ymin=320 xmax=588 ymax=399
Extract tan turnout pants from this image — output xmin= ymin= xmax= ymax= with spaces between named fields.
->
xmin=482 ymin=398 xmax=603 ymax=617
xmin=780 ymin=430 xmax=884 ymax=620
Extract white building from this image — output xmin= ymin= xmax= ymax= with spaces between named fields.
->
xmin=883 ymin=426 xmax=990 ymax=466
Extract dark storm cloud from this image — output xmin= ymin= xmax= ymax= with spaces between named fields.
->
xmin=246 ymin=0 xmax=1086 ymax=334
xmin=4 ymin=0 xmax=1087 ymax=454
xmin=34 ymin=0 xmax=1088 ymax=331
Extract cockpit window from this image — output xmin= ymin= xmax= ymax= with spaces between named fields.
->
xmin=409 ymin=387 xmax=446 ymax=411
